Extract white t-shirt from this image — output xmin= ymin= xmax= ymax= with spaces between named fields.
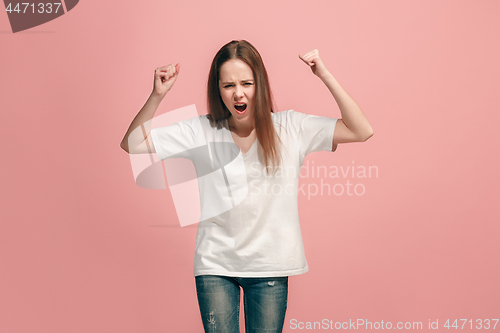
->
xmin=151 ymin=110 xmax=338 ymax=277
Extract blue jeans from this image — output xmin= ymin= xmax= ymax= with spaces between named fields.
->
xmin=195 ymin=275 xmax=288 ymax=333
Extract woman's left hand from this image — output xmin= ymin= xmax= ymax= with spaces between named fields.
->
xmin=299 ymin=49 xmax=331 ymax=79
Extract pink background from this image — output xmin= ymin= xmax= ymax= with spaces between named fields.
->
xmin=1 ymin=0 xmax=499 ymax=332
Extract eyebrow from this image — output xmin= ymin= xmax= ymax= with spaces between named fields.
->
xmin=220 ymin=79 xmax=254 ymax=85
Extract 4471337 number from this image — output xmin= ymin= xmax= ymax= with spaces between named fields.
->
xmin=5 ymin=3 xmax=62 ymax=14
xmin=444 ymin=319 xmax=499 ymax=330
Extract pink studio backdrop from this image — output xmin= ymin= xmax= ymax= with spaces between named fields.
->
xmin=1 ymin=0 xmax=499 ymax=332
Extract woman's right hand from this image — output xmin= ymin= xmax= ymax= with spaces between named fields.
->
xmin=153 ymin=63 xmax=180 ymax=97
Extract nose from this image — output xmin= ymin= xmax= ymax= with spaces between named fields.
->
xmin=234 ymin=85 xmax=244 ymax=100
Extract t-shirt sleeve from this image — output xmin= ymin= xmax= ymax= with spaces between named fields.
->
xmin=150 ymin=115 xmax=206 ymax=161
xmin=287 ymin=109 xmax=338 ymax=157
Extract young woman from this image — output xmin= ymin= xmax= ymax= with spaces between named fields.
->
xmin=120 ymin=40 xmax=373 ymax=333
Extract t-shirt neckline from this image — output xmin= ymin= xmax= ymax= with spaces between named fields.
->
xmin=225 ymin=118 xmax=258 ymax=157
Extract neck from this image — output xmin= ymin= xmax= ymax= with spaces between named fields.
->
xmin=228 ymin=116 xmax=255 ymax=137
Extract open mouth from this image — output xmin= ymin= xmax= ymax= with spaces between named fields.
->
xmin=234 ymin=103 xmax=247 ymax=114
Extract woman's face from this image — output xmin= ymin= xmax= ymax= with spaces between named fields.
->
xmin=218 ymin=59 xmax=255 ymax=128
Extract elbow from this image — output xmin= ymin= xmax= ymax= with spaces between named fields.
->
xmin=361 ymin=130 xmax=374 ymax=142
xmin=120 ymin=141 xmax=130 ymax=153
xmin=358 ymin=127 xmax=374 ymax=142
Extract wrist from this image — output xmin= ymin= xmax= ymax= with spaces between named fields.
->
xmin=150 ymin=90 xmax=167 ymax=101
xmin=318 ymin=71 xmax=333 ymax=82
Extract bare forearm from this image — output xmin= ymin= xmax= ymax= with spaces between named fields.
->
xmin=320 ymin=73 xmax=373 ymax=140
xmin=120 ymin=92 xmax=164 ymax=151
